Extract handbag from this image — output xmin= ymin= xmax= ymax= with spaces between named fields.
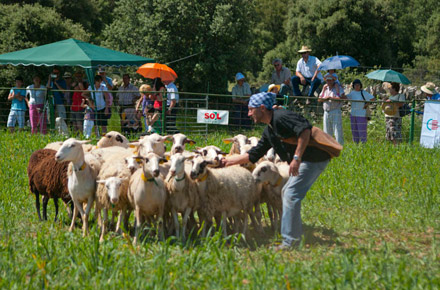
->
xmin=399 ymin=103 xmax=411 ymax=117
xmin=360 ymin=90 xmax=372 ymax=120
xmin=281 ymin=126 xmax=343 ymax=158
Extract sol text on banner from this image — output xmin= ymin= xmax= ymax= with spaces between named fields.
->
xmin=197 ymin=109 xmax=229 ymax=125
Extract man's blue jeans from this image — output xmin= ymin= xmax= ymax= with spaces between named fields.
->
xmin=281 ymin=159 xmax=329 ymax=246
xmin=291 ymin=76 xmax=322 ymax=97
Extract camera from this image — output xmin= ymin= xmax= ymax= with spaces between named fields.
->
xmin=50 ymin=74 xmax=57 ymax=78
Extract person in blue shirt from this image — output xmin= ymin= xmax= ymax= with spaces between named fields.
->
xmin=46 ymin=66 xmax=67 ymax=120
xmin=421 ymin=82 xmax=440 ymax=100
xmin=7 ymin=76 xmax=27 ymax=132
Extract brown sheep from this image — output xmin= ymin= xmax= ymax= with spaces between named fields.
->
xmin=27 ymin=149 xmax=73 ymax=221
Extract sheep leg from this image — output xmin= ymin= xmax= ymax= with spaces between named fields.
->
xmin=242 ymin=212 xmax=249 ymax=236
xmin=35 ymin=193 xmax=42 ymax=221
xmin=100 ymin=209 xmax=108 ymax=242
xmin=42 ymin=195 xmax=49 ymax=221
xmin=82 ymin=197 xmax=95 ymax=237
xmin=123 ymin=209 xmax=131 ymax=231
xmin=267 ymin=204 xmax=275 ymax=230
xmin=53 ymin=197 xmax=59 ymax=222
xmin=182 ymin=208 xmax=192 ymax=241
xmin=115 ymin=210 xmax=124 ymax=234
xmin=171 ymin=209 xmax=180 ymax=238
xmin=69 ymin=200 xmax=82 ymax=232
xmin=221 ymin=212 xmax=227 ymax=238
xmin=134 ymin=208 xmax=142 ymax=245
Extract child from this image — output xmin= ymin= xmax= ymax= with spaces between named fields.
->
xmin=121 ymin=107 xmax=142 ymax=134
xmin=7 ymin=76 xmax=27 ymax=133
xmin=136 ymin=84 xmax=156 ymax=133
xmin=81 ymin=97 xmax=95 ymax=139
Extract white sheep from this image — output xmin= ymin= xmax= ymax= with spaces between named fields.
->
xmin=128 ymin=152 xmax=167 ymax=243
xmin=194 ymin=145 xmax=225 ymax=165
xmin=165 ymin=153 xmax=199 ymax=239
xmin=252 ymin=161 xmax=289 ymax=230
xmin=130 ymin=133 xmax=171 ymax=157
xmin=223 ymin=134 xmax=248 ymax=155
xmin=248 ymin=136 xmax=260 ymax=146
xmin=169 ymin=133 xmax=196 ymax=155
xmin=189 ymin=155 xmax=261 ymax=237
xmin=95 ymin=156 xmax=132 ymax=241
xmin=96 ymin=131 xmax=129 ymax=148
xmin=55 ymin=138 xmax=101 ymax=236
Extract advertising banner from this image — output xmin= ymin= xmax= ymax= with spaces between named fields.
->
xmin=197 ymin=110 xmax=229 ymax=125
xmin=420 ymin=101 xmax=440 ymax=148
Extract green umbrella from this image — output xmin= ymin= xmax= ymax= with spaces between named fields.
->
xmin=365 ymin=69 xmax=411 ymax=84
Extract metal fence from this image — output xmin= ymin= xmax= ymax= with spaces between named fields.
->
xmin=0 ymin=86 xmax=434 ymax=144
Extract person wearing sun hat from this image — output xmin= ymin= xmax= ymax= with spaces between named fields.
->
xmin=421 ymin=82 xmax=440 ymax=100
xmin=222 ymin=92 xmax=331 ymax=251
xmin=291 ymin=45 xmax=323 ymax=98
xmin=318 ymin=73 xmax=346 ymax=145
xmin=231 ymin=72 xmax=252 ymax=129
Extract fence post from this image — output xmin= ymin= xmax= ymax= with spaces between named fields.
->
xmin=409 ymin=99 xmax=416 ymax=144
xmin=162 ymin=92 xmax=167 ymax=134
xmin=205 ymin=94 xmax=209 ymax=137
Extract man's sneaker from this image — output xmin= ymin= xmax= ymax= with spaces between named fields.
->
xmin=273 ymin=243 xmax=291 ymax=252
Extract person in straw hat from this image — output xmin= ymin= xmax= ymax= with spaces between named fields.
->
xmin=222 ymin=92 xmax=331 ymax=251
xmin=421 ymin=82 xmax=440 ymax=100
xmin=291 ymin=45 xmax=323 ymax=98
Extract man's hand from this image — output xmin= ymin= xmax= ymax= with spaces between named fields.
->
xmin=300 ymin=77 xmax=306 ymax=85
xmin=283 ymin=79 xmax=290 ymax=86
xmin=166 ymin=110 xmax=171 ymax=115
xmin=289 ymin=159 xmax=301 ymax=176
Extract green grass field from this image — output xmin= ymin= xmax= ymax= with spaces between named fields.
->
xmin=0 ymin=129 xmax=439 ymax=289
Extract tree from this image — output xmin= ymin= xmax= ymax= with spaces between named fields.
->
xmin=0 ymin=4 xmax=89 ymax=103
xmin=104 ymin=0 xmax=255 ymax=93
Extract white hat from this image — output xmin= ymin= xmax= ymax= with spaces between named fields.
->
xmin=421 ymin=82 xmax=437 ymax=95
xmin=235 ymin=72 xmax=245 ymax=81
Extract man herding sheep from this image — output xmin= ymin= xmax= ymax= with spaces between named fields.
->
xmin=222 ymin=92 xmax=331 ymax=251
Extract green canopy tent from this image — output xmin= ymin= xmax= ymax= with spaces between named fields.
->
xmin=0 ymin=38 xmax=154 ymax=129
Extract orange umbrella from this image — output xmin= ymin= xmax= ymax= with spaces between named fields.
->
xmin=136 ymin=63 xmax=178 ymax=82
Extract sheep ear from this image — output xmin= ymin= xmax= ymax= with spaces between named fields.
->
xmin=163 ymin=135 xmax=173 ymax=143
xmin=78 ymin=140 xmax=91 ymax=144
xmin=128 ymin=142 xmax=140 ymax=148
xmin=223 ymin=138 xmax=233 ymax=144
xmin=97 ymin=180 xmax=106 ymax=184
xmin=185 ymin=139 xmax=196 ymax=145
xmin=185 ymin=155 xmax=195 ymax=161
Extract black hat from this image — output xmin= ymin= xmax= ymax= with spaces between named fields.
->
xmin=352 ymin=79 xmax=362 ymax=88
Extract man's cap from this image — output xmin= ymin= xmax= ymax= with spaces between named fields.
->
xmin=63 ymin=72 xmax=72 ymax=78
xmin=235 ymin=72 xmax=245 ymax=81
xmin=249 ymin=92 xmax=276 ymax=110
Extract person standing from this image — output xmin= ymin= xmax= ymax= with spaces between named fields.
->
xmin=83 ymin=75 xmax=110 ymax=135
xmin=271 ymin=59 xmax=292 ymax=96
xmin=7 ymin=76 xmax=27 ymax=133
xmin=164 ymin=79 xmax=180 ymax=134
xmin=222 ymin=92 xmax=331 ymax=250
xmin=346 ymin=79 xmax=375 ymax=143
xmin=231 ymin=72 xmax=252 ymax=129
xmin=71 ymin=81 xmax=87 ymax=134
xmin=46 ymin=67 xmax=67 ymax=120
xmin=291 ymin=46 xmax=323 ymax=98
xmin=63 ymin=72 xmax=73 ymax=120
xmin=26 ymin=75 xmax=47 ymax=134
xmin=318 ymin=73 xmax=345 ymax=145
xmin=117 ymin=74 xmax=139 ymax=129
xmin=382 ymin=82 xmax=405 ymax=145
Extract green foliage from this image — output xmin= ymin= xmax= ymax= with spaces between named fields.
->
xmin=0 ymin=3 xmax=89 ymax=102
xmin=103 ymin=0 xmax=255 ymax=93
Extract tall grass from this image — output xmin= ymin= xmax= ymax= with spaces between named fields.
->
xmin=0 ymin=130 xmax=439 ymax=288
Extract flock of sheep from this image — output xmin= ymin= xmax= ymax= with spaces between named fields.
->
xmin=28 ymin=131 xmax=289 ymax=243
